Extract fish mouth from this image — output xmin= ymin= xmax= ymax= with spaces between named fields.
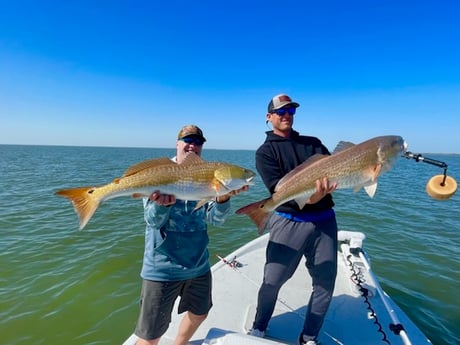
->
xmin=403 ymin=140 xmax=408 ymax=152
xmin=246 ymin=177 xmax=255 ymax=185
xmin=245 ymin=171 xmax=256 ymax=185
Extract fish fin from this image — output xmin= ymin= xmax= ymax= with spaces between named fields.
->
xmin=276 ymin=154 xmax=328 ymax=190
xmin=332 ymin=141 xmax=355 ymax=154
xmin=303 ymin=153 xmax=329 ymax=165
xmin=364 ymin=183 xmax=377 ymax=197
xmin=123 ymin=157 xmax=175 ymax=177
xmin=235 ymin=198 xmax=272 ymax=235
xmin=372 ymin=164 xmax=382 ymax=180
xmin=210 ymin=178 xmax=229 ymax=195
xmin=294 ymin=196 xmax=311 ymax=209
xmin=180 ymin=152 xmax=205 ymax=166
xmin=194 ymin=199 xmax=210 ymax=210
xmin=359 ymin=164 xmax=381 ymax=197
xmin=55 ymin=186 xmax=101 ymax=230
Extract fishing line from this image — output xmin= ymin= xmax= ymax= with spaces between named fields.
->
xmin=215 ymin=254 xmax=304 ymax=319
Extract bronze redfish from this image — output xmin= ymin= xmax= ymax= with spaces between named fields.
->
xmin=56 ymin=153 xmax=255 ymax=230
xmin=236 ymin=135 xmax=407 ymax=234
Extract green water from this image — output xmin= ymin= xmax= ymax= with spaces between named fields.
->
xmin=0 ymin=145 xmax=458 ymax=345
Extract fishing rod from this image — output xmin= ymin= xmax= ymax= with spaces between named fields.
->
xmin=403 ymin=151 xmax=457 ymax=200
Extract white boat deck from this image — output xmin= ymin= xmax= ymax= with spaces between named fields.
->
xmin=123 ymin=230 xmax=431 ymax=345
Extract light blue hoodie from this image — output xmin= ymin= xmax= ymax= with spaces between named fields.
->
xmin=141 ymin=197 xmax=230 ymax=281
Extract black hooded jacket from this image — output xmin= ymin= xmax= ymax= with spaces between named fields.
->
xmin=255 ymin=130 xmax=335 ymax=213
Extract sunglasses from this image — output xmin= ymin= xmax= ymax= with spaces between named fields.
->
xmin=180 ymin=137 xmax=204 ymax=146
xmin=273 ymin=107 xmax=296 ymax=116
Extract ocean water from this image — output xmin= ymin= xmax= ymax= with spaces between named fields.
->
xmin=0 ymin=144 xmax=458 ymax=345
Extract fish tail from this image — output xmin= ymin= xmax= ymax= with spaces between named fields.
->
xmin=55 ymin=186 xmax=101 ymax=230
xmin=235 ymin=198 xmax=272 ymax=235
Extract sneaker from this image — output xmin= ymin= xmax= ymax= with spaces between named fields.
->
xmin=249 ymin=328 xmax=265 ymax=338
xmin=298 ymin=334 xmax=320 ymax=345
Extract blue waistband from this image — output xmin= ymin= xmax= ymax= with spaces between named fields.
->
xmin=275 ymin=208 xmax=335 ymax=223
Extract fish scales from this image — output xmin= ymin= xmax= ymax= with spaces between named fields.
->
xmin=272 ymin=143 xmax=383 ymax=206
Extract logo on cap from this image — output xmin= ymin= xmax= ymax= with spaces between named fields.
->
xmin=268 ymin=93 xmax=300 ymax=112
xmin=278 ymin=95 xmax=292 ymax=103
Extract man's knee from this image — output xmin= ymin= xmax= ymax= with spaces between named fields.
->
xmin=188 ymin=311 xmax=208 ymax=325
xmin=136 ymin=337 xmax=160 ymax=345
xmin=309 ymin=261 xmax=337 ymax=284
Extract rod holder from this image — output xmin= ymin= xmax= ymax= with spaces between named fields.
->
xmin=403 ymin=152 xmax=448 ymax=185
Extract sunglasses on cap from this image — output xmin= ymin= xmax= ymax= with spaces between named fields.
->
xmin=180 ymin=137 xmax=204 ymax=146
xmin=273 ymin=107 xmax=296 ymax=116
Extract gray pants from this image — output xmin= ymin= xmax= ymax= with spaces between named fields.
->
xmin=252 ymin=212 xmax=338 ymax=341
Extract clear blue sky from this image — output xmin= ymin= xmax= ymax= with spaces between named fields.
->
xmin=1 ymin=1 xmax=459 ymax=153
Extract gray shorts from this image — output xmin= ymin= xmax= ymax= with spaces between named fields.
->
xmin=134 ymin=271 xmax=212 ymax=340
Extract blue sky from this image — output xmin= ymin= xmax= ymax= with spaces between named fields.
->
xmin=1 ymin=1 xmax=459 ymax=153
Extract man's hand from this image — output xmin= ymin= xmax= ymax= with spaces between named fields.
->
xmin=307 ymin=177 xmax=337 ymax=204
xmin=216 ymin=185 xmax=250 ymax=203
xmin=149 ymin=191 xmax=176 ymax=206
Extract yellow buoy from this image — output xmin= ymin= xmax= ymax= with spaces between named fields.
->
xmin=426 ymin=175 xmax=457 ymax=200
